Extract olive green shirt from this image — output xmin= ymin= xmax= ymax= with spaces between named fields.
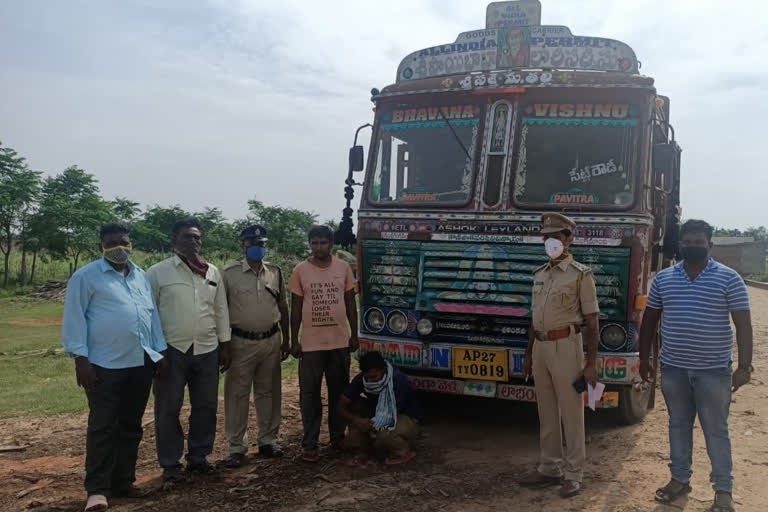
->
xmin=222 ymin=259 xmax=286 ymax=334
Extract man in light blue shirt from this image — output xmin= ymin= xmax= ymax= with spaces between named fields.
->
xmin=62 ymin=222 xmax=167 ymax=511
xmin=639 ymin=219 xmax=753 ymax=512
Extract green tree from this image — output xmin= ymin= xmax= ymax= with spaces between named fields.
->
xmin=744 ymin=226 xmax=768 ymax=242
xmin=714 ymin=226 xmax=768 ymax=241
xmin=247 ymin=199 xmax=317 ymax=256
xmin=131 ymin=205 xmax=191 ymax=253
xmin=0 ymin=142 xmax=41 ymax=287
xmin=194 ymin=207 xmax=239 ymax=257
xmin=714 ymin=227 xmax=743 ymax=237
xmin=36 ymin=166 xmax=114 ymax=274
xmin=324 ymin=219 xmax=339 ymax=233
xmin=112 ymin=197 xmax=141 ymax=224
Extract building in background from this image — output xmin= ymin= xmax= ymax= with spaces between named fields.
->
xmin=712 ymin=237 xmax=767 ymax=275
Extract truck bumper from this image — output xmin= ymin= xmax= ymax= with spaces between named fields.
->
xmin=360 ymin=336 xmax=641 ymax=408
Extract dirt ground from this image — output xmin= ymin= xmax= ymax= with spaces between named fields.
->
xmin=3 ymin=288 xmax=768 ymax=512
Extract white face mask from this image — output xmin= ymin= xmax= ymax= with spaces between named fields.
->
xmin=544 ymin=238 xmax=564 ymax=260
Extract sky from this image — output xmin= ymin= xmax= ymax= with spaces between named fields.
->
xmin=1 ymin=0 xmax=767 ymax=229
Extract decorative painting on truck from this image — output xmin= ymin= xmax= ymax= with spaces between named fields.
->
xmin=361 ymin=240 xmax=630 ymax=323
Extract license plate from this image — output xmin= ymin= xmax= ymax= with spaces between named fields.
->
xmin=452 ymin=347 xmax=508 ymax=381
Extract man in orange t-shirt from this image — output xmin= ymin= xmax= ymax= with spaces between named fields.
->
xmin=288 ymin=225 xmax=358 ymax=463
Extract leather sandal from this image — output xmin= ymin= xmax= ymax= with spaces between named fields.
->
xmin=559 ymin=480 xmax=583 ymax=498
xmin=655 ymin=479 xmax=692 ymax=504
xmin=223 ymin=453 xmax=246 ymax=468
xmin=300 ymin=449 xmax=319 ymax=463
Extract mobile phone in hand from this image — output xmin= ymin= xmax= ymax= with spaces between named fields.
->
xmin=572 ymin=375 xmax=587 ymax=393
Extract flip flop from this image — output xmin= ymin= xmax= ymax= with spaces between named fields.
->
xmin=385 ymin=451 xmax=416 ymax=465
xmin=85 ymin=494 xmax=108 ymax=511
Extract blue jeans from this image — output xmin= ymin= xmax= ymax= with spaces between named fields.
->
xmin=660 ymin=364 xmax=733 ymax=493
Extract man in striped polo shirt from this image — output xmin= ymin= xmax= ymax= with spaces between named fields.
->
xmin=639 ymin=219 xmax=753 ymax=512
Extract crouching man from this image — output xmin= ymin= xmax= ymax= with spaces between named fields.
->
xmin=337 ymin=351 xmax=421 ymax=466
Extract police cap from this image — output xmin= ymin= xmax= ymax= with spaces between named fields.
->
xmin=540 ymin=213 xmax=576 ymax=234
xmin=239 ymin=224 xmax=268 ymax=242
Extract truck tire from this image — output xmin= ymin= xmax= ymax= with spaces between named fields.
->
xmin=616 ymin=384 xmax=653 ymax=425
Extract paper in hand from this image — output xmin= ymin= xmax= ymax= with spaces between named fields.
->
xmin=587 ymin=382 xmax=606 ymax=411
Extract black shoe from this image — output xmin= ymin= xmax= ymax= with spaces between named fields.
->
xmin=223 ymin=453 xmax=246 ymax=468
xmin=162 ymin=466 xmax=184 ymax=483
xmin=161 ymin=466 xmax=184 ymax=490
xmin=186 ymin=460 xmax=218 ymax=474
xmin=112 ymin=485 xmax=153 ymax=498
xmin=259 ymin=444 xmax=284 ymax=458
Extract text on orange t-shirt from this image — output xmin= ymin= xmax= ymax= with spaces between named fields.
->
xmin=287 ymin=257 xmax=356 ymax=352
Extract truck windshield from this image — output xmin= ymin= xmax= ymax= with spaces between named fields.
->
xmin=513 ymin=109 xmax=637 ymax=208
xmin=369 ymin=104 xmax=482 ymax=204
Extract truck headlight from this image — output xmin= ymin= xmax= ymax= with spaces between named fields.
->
xmin=387 ymin=310 xmax=408 ymax=334
xmin=364 ymin=308 xmax=385 ymax=332
xmin=417 ymin=318 xmax=433 ymax=336
xmin=600 ymin=324 xmax=627 ymax=351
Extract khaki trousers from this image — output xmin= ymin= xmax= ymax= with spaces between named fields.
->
xmin=374 ymin=414 xmax=419 ymax=457
xmin=224 ymin=332 xmax=282 ymax=454
xmin=532 ymin=332 xmax=585 ymax=482
xmin=343 ymin=408 xmax=419 ymax=458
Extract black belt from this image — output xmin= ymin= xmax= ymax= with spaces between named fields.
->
xmin=232 ymin=324 xmax=279 ymax=340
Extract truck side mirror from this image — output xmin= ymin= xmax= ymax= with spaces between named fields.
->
xmin=349 ymin=145 xmax=364 ymax=173
xmin=652 ymin=143 xmax=678 ymax=194
xmin=652 ymin=143 xmax=677 ymax=176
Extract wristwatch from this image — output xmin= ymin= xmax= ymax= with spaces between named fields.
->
xmin=737 ymin=364 xmax=754 ymax=373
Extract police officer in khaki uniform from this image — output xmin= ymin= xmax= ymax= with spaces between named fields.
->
xmin=222 ymin=225 xmax=290 ymax=468
xmin=518 ymin=213 xmax=600 ymax=498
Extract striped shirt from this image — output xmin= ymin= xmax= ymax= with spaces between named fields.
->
xmin=647 ymin=259 xmax=750 ymax=369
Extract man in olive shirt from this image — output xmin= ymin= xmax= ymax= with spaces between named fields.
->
xmin=148 ymin=218 xmax=231 ymax=483
xmin=519 ymin=213 xmax=600 ymax=498
xmin=221 ymin=225 xmax=290 ymax=468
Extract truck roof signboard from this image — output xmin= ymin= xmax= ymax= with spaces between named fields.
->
xmin=486 ymin=0 xmax=542 ymax=28
xmin=396 ymin=1 xmax=638 ymax=82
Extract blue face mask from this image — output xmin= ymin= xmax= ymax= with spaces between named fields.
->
xmin=246 ymin=245 xmax=266 ymax=261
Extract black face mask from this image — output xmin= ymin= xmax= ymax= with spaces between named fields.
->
xmin=680 ymin=246 xmax=709 ymax=264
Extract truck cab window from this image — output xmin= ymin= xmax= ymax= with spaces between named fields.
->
xmin=369 ymin=104 xmax=482 ymax=204
xmin=513 ymin=105 xmax=637 ymax=209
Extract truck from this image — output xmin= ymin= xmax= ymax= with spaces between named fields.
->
xmin=335 ymin=0 xmax=681 ymax=424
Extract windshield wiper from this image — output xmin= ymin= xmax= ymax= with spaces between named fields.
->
xmin=436 ymin=107 xmax=472 ymax=162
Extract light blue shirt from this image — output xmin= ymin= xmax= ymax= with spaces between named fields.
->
xmin=648 ymin=259 xmax=750 ymax=370
xmin=62 ymin=258 xmax=167 ymax=369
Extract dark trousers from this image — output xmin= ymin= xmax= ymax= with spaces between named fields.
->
xmin=153 ymin=346 xmax=219 ymax=468
xmin=84 ymin=356 xmax=153 ymax=496
xmin=299 ymin=348 xmax=350 ymax=450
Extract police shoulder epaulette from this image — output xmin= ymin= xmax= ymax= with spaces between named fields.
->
xmin=532 ymin=262 xmax=549 ymax=274
xmin=569 ymin=260 xmax=593 ymax=273
xmin=223 ymin=260 xmax=241 ymax=271
xmin=266 ymin=262 xmax=284 ymax=282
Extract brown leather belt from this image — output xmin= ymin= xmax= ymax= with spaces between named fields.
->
xmin=535 ymin=325 xmax=581 ymax=341
xmin=232 ymin=324 xmax=279 ymax=341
